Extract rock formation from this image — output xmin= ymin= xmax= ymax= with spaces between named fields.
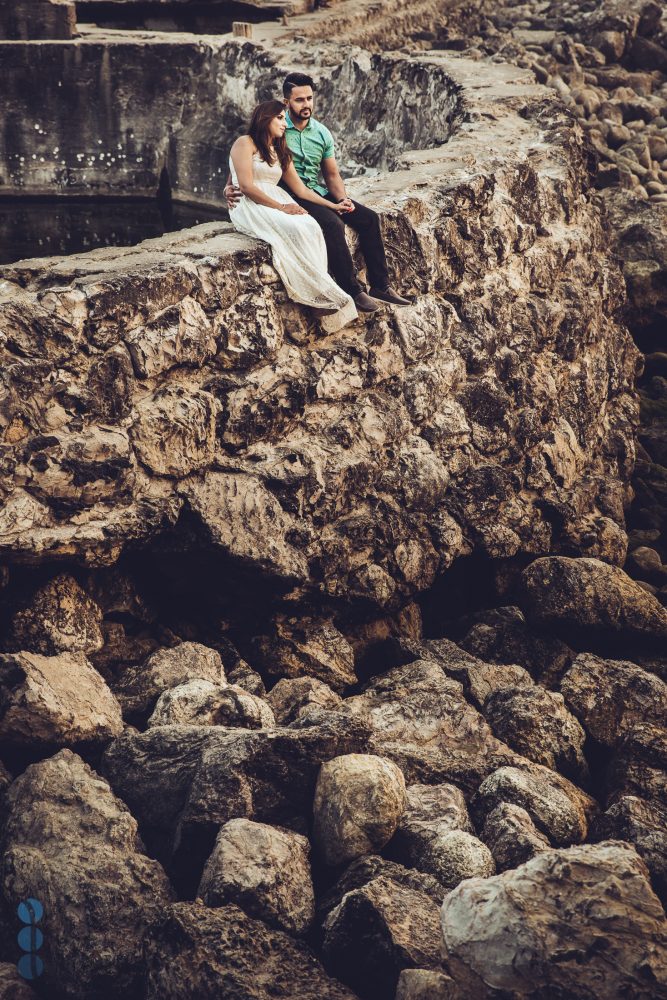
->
xmin=1 ymin=0 xmax=666 ymax=997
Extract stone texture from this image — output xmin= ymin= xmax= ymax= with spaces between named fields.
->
xmin=251 ymin=617 xmax=357 ymax=692
xmin=0 ymin=750 xmax=174 ymax=998
xmin=441 ymin=842 xmax=667 ymax=998
xmin=519 ymin=556 xmax=667 ymax=641
xmin=421 ymin=638 xmax=534 ymax=710
xmin=112 ymin=641 xmax=225 ymax=717
xmin=313 ymin=753 xmax=407 ymax=866
xmin=0 ymin=650 xmax=123 ymax=747
xmin=482 ymin=684 xmax=588 ymax=782
xmin=323 ymin=876 xmax=444 ymax=1000
xmin=147 ymin=679 xmax=275 ymax=729
xmin=0 ymin=964 xmax=36 ymax=1000
xmin=0 ymin=0 xmax=76 ymax=41
xmin=0 ymin=44 xmax=638 ymax=614
xmin=144 ymin=902 xmax=357 ymax=1000
xmin=591 ymin=796 xmax=667 ymax=902
xmin=316 ymin=854 xmax=447 ymax=927
xmin=458 ymin=606 xmax=574 ymax=686
xmin=561 ymin=652 xmax=667 ymax=748
xmin=8 ymin=574 xmax=103 ymax=655
xmin=266 ymin=676 xmax=343 ymax=725
xmin=607 ymin=724 xmax=667 ymax=808
xmin=197 ymin=818 xmax=314 ymax=935
xmin=471 ymin=764 xmax=597 ymax=847
xmin=480 ymin=802 xmax=551 ymax=872
xmin=343 ymin=658 xmax=515 ymax=791
xmin=395 ymin=969 xmax=466 ymax=1000
xmin=102 ymin=714 xmax=372 ymax=882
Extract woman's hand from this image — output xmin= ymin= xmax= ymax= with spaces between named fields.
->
xmin=281 ymin=204 xmax=308 ymax=216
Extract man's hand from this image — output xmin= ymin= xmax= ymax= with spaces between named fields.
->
xmin=224 ymin=182 xmax=243 ymax=209
xmin=337 ymin=197 xmax=355 ymax=213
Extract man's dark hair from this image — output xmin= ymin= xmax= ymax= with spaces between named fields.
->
xmin=283 ymin=72 xmax=316 ymax=97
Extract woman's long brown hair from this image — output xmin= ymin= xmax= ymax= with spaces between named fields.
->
xmin=248 ymin=100 xmax=292 ymax=172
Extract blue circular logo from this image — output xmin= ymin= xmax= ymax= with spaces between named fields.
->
xmin=17 ymin=898 xmax=43 ymax=924
xmin=17 ymin=954 xmax=44 ymax=980
xmin=18 ymin=927 xmax=43 ymax=951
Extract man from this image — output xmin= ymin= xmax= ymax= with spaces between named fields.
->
xmin=224 ymin=72 xmax=411 ymax=313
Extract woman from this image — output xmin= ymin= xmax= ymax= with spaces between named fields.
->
xmin=228 ymin=100 xmax=357 ymax=333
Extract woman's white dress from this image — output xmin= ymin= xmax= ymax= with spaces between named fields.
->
xmin=229 ymin=152 xmax=358 ymax=333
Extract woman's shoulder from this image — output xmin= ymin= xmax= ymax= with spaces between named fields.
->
xmin=231 ymin=135 xmax=257 ymax=154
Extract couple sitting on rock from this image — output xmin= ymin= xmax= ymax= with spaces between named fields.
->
xmin=225 ymin=71 xmax=411 ymax=333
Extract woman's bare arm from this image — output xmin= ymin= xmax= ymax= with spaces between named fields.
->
xmin=281 ymin=161 xmax=346 ymax=212
xmin=230 ymin=138 xmax=298 ymax=211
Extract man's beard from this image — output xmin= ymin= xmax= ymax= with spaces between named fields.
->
xmin=296 ymin=109 xmax=311 ymax=119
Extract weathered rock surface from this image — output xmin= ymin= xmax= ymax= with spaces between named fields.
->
xmin=0 ymin=650 xmax=122 ymax=746
xmin=561 ymin=651 xmax=667 ymax=747
xmin=147 ymin=679 xmax=275 ymax=729
xmin=607 ymin=723 xmax=667 ymax=807
xmin=313 ymin=753 xmax=407 ymax=866
xmin=395 ymin=969 xmax=466 ymax=1000
xmin=8 ymin=574 xmax=103 ymax=655
xmin=316 ymin=855 xmax=447 ymax=928
xmin=343 ymin=658 xmax=514 ymax=790
xmin=0 ymin=963 xmax=36 ymax=1000
xmin=519 ymin=556 xmax=667 ymax=640
xmin=267 ymin=676 xmax=343 ymax=725
xmin=250 ymin=616 xmax=357 ymax=692
xmin=441 ymin=841 xmax=667 ymax=998
xmin=591 ymin=796 xmax=667 ymax=902
xmin=458 ymin=606 xmax=574 ymax=686
xmin=144 ymin=902 xmax=357 ymax=1000
xmin=0 ymin=750 xmax=174 ymax=998
xmin=471 ymin=764 xmax=597 ymax=846
xmin=197 ymin=818 xmax=314 ymax=935
xmin=0 ymin=39 xmax=638 ymax=617
xmin=102 ymin=714 xmax=372 ymax=881
xmin=111 ymin=641 xmax=225 ymax=717
xmin=420 ymin=638 xmax=534 ymax=710
xmin=483 ymin=684 xmax=588 ymax=781
xmin=386 ymin=784 xmax=495 ymax=888
xmin=480 ymin=802 xmax=551 ymax=872
xmin=323 ymin=876 xmax=443 ymax=1000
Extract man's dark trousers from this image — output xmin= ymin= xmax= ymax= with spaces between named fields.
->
xmin=279 ymin=184 xmax=389 ymax=297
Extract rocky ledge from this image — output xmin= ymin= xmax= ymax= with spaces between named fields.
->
xmin=0 ymin=43 xmax=638 ymax=611
xmin=1 ymin=3 xmax=667 ymax=999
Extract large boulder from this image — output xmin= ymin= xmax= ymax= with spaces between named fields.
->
xmin=482 ymin=684 xmax=588 ymax=782
xmin=112 ymin=642 xmax=225 ymax=718
xmin=323 ymin=877 xmax=444 ymax=1000
xmin=342 ymin=659 xmax=514 ymax=791
xmin=144 ymin=902 xmax=357 ymax=1000
xmin=8 ymin=574 xmax=103 ymax=655
xmin=441 ymin=842 xmax=667 ymax=998
xmin=471 ymin=764 xmax=597 ymax=846
xmin=561 ymin=652 xmax=667 ymax=748
xmin=591 ymin=796 xmax=667 ymax=903
xmin=606 ymin=723 xmax=667 ymax=807
xmin=147 ymin=680 xmax=275 ymax=729
xmin=198 ymin=819 xmax=314 ymax=935
xmin=480 ymin=802 xmax=551 ymax=872
xmin=267 ymin=676 xmax=343 ymax=725
xmin=102 ymin=714 xmax=372 ymax=886
xmin=387 ymin=784 xmax=495 ymax=888
xmin=250 ymin=616 xmax=357 ymax=693
xmin=0 ymin=750 xmax=174 ymax=998
xmin=519 ymin=556 xmax=667 ymax=641
xmin=313 ymin=754 xmax=407 ymax=866
xmin=0 ymin=651 xmax=123 ymax=747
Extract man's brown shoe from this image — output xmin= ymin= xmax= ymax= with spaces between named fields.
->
xmin=369 ymin=286 xmax=413 ymax=306
xmin=354 ymin=291 xmax=382 ymax=313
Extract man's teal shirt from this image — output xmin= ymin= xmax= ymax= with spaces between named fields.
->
xmin=285 ymin=110 xmax=335 ymax=197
